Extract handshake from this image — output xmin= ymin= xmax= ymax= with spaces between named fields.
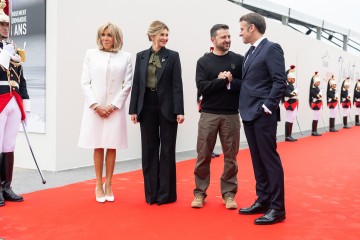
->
xmin=218 ymin=71 xmax=233 ymax=82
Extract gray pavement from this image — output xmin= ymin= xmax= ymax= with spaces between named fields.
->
xmin=12 ymin=126 xmax=330 ymax=194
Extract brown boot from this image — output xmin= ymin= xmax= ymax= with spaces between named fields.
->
xmin=191 ymin=195 xmax=205 ymax=208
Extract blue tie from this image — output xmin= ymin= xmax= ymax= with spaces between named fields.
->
xmin=244 ymin=45 xmax=255 ymax=68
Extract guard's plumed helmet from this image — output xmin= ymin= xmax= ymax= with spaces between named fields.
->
xmin=313 ymin=72 xmax=320 ymax=83
xmin=329 ymin=75 xmax=336 ymax=86
xmin=287 ymin=65 xmax=296 ymax=79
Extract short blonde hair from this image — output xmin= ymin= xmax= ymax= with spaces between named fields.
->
xmin=147 ymin=20 xmax=169 ymax=41
xmin=97 ymin=22 xmax=123 ymax=52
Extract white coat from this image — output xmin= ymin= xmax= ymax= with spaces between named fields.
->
xmin=78 ymin=49 xmax=133 ymax=149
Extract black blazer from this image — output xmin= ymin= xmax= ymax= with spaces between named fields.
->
xmin=129 ymin=47 xmax=184 ymax=122
xmin=0 ymin=43 xmax=29 ymax=99
xmin=239 ymin=38 xmax=286 ymax=121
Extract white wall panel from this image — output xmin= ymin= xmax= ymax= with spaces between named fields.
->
xmin=15 ymin=0 xmax=360 ymax=171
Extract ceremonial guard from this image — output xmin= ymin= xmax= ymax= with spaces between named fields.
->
xmin=283 ymin=65 xmax=298 ymax=141
xmin=353 ymin=79 xmax=360 ymax=126
xmin=340 ymin=78 xmax=352 ymax=129
xmin=327 ymin=76 xmax=338 ymax=132
xmin=309 ymin=72 xmax=322 ymax=136
xmin=0 ymin=0 xmax=30 ymax=206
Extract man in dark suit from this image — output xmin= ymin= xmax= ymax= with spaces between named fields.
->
xmin=237 ymin=13 xmax=286 ymax=224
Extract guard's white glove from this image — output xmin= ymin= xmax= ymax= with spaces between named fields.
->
xmin=2 ymin=41 xmax=16 ymax=56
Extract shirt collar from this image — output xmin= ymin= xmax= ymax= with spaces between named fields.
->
xmin=252 ymin=36 xmax=265 ymax=49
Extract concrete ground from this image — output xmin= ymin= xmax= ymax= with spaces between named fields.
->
xmin=12 ymin=126 xmax=330 ymax=194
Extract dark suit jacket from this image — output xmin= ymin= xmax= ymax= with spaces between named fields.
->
xmin=239 ymin=38 xmax=286 ymax=121
xmin=129 ymin=47 xmax=184 ymax=122
xmin=0 ymin=43 xmax=29 ymax=99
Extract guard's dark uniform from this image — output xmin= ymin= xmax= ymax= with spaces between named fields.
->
xmin=353 ymin=80 xmax=360 ymax=126
xmin=340 ymin=79 xmax=351 ymax=129
xmin=0 ymin=43 xmax=29 ymax=112
xmin=309 ymin=72 xmax=322 ymax=136
xmin=0 ymin=3 xmax=30 ymax=206
xmin=327 ymin=78 xmax=338 ymax=132
xmin=284 ymin=84 xmax=298 ymax=111
xmin=283 ymin=65 xmax=298 ymax=142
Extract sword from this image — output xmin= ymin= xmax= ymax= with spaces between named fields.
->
xmin=295 ymin=116 xmax=303 ymax=135
xmin=337 ymin=104 xmax=343 ymax=121
xmin=348 ymin=113 xmax=354 ymax=125
xmin=320 ymin=106 xmax=328 ymax=132
xmin=21 ymin=121 xmax=47 ymax=184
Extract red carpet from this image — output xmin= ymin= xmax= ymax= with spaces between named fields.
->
xmin=1 ymin=127 xmax=360 ymax=240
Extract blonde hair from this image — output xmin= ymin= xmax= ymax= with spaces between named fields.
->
xmin=147 ymin=20 xmax=169 ymax=41
xmin=96 ymin=22 xmax=123 ymax=52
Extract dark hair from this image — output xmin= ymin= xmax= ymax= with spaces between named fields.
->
xmin=239 ymin=13 xmax=266 ymax=34
xmin=210 ymin=24 xmax=229 ymax=38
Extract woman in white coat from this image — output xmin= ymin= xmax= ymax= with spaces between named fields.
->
xmin=78 ymin=22 xmax=133 ymax=203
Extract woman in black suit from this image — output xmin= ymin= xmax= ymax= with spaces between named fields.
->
xmin=129 ymin=20 xmax=184 ymax=205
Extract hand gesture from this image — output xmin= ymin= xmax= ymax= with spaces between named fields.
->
xmin=177 ymin=115 xmax=185 ymax=124
xmin=131 ymin=114 xmax=138 ymax=124
xmin=95 ymin=106 xmax=110 ymax=118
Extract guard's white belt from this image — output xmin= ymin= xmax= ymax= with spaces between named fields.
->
xmin=0 ymin=81 xmax=19 ymax=88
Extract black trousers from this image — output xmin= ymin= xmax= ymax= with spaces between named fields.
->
xmin=243 ymin=111 xmax=285 ymax=211
xmin=139 ymin=90 xmax=178 ymax=204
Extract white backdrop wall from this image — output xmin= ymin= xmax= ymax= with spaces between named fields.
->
xmin=14 ymin=0 xmax=360 ymax=171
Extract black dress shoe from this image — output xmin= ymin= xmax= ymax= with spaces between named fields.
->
xmin=2 ymin=187 xmax=23 ymax=202
xmin=239 ymin=200 xmax=269 ymax=215
xmin=254 ymin=209 xmax=286 ymax=225
xmin=311 ymin=132 xmax=322 ymax=136
xmin=285 ymin=136 xmax=297 ymax=142
xmin=211 ymin=152 xmax=220 ymax=158
xmin=0 ymin=191 xmax=5 ymax=207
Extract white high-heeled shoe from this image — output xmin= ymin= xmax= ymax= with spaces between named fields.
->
xmin=95 ymin=187 xmax=106 ymax=203
xmin=103 ymin=183 xmax=115 ymax=202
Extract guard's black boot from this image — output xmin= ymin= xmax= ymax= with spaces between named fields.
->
xmin=211 ymin=152 xmax=220 ymax=158
xmin=285 ymin=122 xmax=297 ymax=142
xmin=0 ymin=152 xmax=4 ymax=207
xmin=311 ymin=120 xmax=322 ymax=136
xmin=343 ymin=116 xmax=351 ymax=129
xmin=329 ymin=118 xmax=338 ymax=132
xmin=356 ymin=115 xmax=360 ymax=126
xmin=1 ymin=152 xmax=23 ymax=202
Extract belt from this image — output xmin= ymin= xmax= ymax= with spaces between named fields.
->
xmin=0 ymin=81 xmax=19 ymax=88
xmin=146 ymin=87 xmax=157 ymax=91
